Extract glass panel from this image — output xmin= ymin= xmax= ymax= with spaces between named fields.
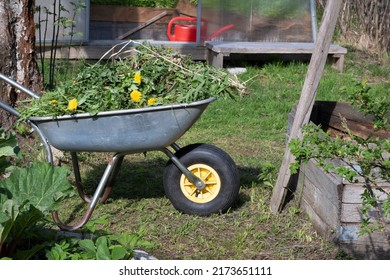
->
xmin=201 ymin=0 xmax=315 ymax=42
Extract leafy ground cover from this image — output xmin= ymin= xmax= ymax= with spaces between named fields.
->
xmin=50 ymin=48 xmax=388 ymax=259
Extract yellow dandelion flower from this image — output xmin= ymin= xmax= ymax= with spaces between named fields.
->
xmin=49 ymin=99 xmax=57 ymax=104
xmin=134 ymin=72 xmax=141 ymax=84
xmin=147 ymin=98 xmax=157 ymax=106
xmin=130 ymin=90 xmax=142 ymax=103
xmin=68 ymin=98 xmax=78 ymax=111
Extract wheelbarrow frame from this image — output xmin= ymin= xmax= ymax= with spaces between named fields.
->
xmin=0 ymin=73 xmax=222 ymax=229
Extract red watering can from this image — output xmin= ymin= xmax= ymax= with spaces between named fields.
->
xmin=167 ymin=16 xmax=205 ymax=42
xmin=167 ymin=16 xmax=234 ymax=42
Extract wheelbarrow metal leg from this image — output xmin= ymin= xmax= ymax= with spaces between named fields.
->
xmin=70 ymin=152 xmax=91 ymax=203
xmin=171 ymin=143 xmax=181 ymax=152
xmin=70 ymin=152 xmax=124 ymax=204
xmin=162 ymin=148 xmax=206 ymax=190
xmin=101 ymin=154 xmax=124 ymax=203
xmin=52 ymin=153 xmax=126 ymax=231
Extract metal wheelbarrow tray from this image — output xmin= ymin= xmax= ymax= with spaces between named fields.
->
xmin=0 ymin=73 xmax=240 ymax=231
xmin=30 ymin=98 xmax=214 ymax=153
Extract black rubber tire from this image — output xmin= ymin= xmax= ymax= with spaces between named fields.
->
xmin=163 ymin=143 xmax=240 ymax=215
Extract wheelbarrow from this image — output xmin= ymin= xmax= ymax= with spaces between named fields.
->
xmin=0 ymin=73 xmax=240 ymax=231
xmin=167 ymin=16 xmax=234 ymax=42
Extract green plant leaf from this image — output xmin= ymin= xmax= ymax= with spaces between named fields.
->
xmin=10 ymin=205 xmax=43 ymax=241
xmin=0 ymin=163 xmax=74 ymax=214
xmin=78 ymin=239 xmax=96 ymax=259
xmin=114 ymin=232 xmax=140 ymax=249
xmin=0 ymin=129 xmax=18 ymax=158
xmin=110 ymin=245 xmax=127 ymax=260
xmin=0 ymin=198 xmax=22 ymax=246
xmin=0 ymin=129 xmax=18 ymax=174
xmin=96 ymin=236 xmax=111 ymax=260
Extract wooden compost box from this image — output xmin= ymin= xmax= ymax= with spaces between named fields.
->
xmin=89 ymin=4 xmax=179 ymax=41
xmin=89 ymin=1 xmax=198 ymax=41
xmin=290 ymin=101 xmax=390 ymax=259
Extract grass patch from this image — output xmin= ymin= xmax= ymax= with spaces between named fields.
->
xmin=47 ymin=48 xmax=389 ymax=260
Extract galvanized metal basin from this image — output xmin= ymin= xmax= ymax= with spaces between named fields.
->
xmin=30 ymin=97 xmax=216 ymax=152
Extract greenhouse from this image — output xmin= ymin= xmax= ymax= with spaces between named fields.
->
xmin=34 ymin=0 xmax=346 ymax=70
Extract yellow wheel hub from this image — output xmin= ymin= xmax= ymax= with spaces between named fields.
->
xmin=180 ymin=164 xmax=221 ymax=203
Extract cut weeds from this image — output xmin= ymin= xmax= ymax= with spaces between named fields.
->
xmin=35 ymin=49 xmax=390 ymax=259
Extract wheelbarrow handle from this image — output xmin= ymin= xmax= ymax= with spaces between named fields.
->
xmin=0 ymin=73 xmax=53 ymax=164
xmin=0 ymin=72 xmax=40 ymax=117
xmin=0 ymin=73 xmax=40 ymax=99
xmin=0 ymin=101 xmax=20 ymax=117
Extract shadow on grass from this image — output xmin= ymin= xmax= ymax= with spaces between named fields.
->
xmin=58 ymin=158 xmax=272 ymax=229
xmin=74 ymin=156 xmax=268 ymax=210
xmin=79 ymin=157 xmax=167 ymax=201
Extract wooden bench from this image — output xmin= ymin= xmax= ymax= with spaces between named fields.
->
xmin=206 ymin=42 xmax=348 ymax=72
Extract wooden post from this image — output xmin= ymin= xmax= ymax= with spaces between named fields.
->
xmin=270 ymin=0 xmax=343 ymax=213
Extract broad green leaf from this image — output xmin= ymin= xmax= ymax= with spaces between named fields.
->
xmin=96 ymin=236 xmax=111 ymax=260
xmin=0 ymin=129 xmax=17 ymax=158
xmin=0 ymin=163 xmax=74 ymax=214
xmin=110 ymin=245 xmax=127 ymax=260
xmin=78 ymin=239 xmax=96 ymax=259
xmin=0 ymin=199 xmax=22 ymax=244
xmin=0 ymin=129 xmax=18 ymax=174
xmin=10 ymin=205 xmax=43 ymax=241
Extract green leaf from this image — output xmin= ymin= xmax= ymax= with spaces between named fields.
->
xmin=110 ymin=245 xmax=127 ymax=260
xmin=0 ymin=163 xmax=74 ymax=214
xmin=96 ymin=236 xmax=111 ymax=260
xmin=0 ymin=129 xmax=18 ymax=158
xmin=10 ymin=205 xmax=43 ymax=241
xmin=114 ymin=232 xmax=139 ymax=249
xmin=0 ymin=129 xmax=18 ymax=174
xmin=78 ymin=239 xmax=96 ymax=259
xmin=0 ymin=199 xmax=22 ymax=245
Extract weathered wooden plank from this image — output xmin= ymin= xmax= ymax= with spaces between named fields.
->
xmin=206 ymin=42 xmax=347 ymax=70
xmin=90 ymin=5 xmax=177 ymax=23
xmin=299 ymin=172 xmax=340 ymax=228
xmin=337 ymin=225 xmax=390 ymax=259
xmin=298 ymin=160 xmax=341 ymax=228
xmin=342 ymin=184 xmax=390 ymax=204
xmin=324 ymin=115 xmax=389 ymax=139
xmin=312 ymin=101 xmax=390 ymax=139
xmin=270 ymin=0 xmax=343 ymax=212
xmin=116 ymin=11 xmax=169 ymax=40
xmin=206 ymin=42 xmax=347 ymax=55
xmin=341 ymin=203 xmax=390 ymax=223
xmin=341 ymin=203 xmax=368 ymax=223
xmin=299 ymin=197 xmax=337 ymax=240
xmin=303 ymin=159 xmax=343 ymax=200
xmin=328 ymin=53 xmax=345 ymax=72
xmin=314 ymin=101 xmax=366 ymax=120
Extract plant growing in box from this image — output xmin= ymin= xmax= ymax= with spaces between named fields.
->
xmin=289 ymin=81 xmax=390 ymax=238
